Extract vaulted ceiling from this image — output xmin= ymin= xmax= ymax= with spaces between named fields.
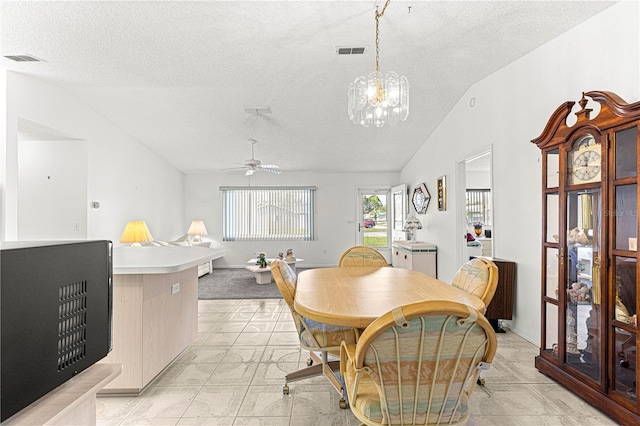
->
xmin=1 ymin=1 xmax=616 ymax=174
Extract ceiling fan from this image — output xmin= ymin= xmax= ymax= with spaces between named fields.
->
xmin=222 ymin=139 xmax=282 ymax=176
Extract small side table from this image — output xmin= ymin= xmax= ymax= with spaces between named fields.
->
xmin=244 ymin=264 xmax=273 ymax=284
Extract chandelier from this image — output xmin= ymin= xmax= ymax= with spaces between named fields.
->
xmin=348 ymin=0 xmax=409 ymax=128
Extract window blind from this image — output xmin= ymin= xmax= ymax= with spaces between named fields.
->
xmin=466 ymin=189 xmax=492 ymax=226
xmin=220 ymin=186 xmax=316 ymax=241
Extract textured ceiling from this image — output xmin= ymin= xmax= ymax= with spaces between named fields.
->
xmin=1 ymin=1 xmax=616 ymax=174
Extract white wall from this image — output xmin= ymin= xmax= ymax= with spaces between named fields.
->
xmin=184 ymin=170 xmax=399 ymax=267
xmin=18 ymin=139 xmax=88 ymax=239
xmin=466 ymin=170 xmax=490 ymax=190
xmin=0 ymin=69 xmax=7 ymax=242
xmin=401 ymin=1 xmax=640 ymax=344
xmin=3 ymin=72 xmax=185 ymax=244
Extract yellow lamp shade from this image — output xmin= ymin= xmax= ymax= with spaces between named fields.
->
xmin=120 ymin=221 xmax=154 ymax=246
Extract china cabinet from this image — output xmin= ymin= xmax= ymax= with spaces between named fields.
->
xmin=532 ymin=91 xmax=640 ymax=424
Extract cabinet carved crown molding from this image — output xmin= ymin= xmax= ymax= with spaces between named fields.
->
xmin=532 ymin=91 xmax=640 ymax=149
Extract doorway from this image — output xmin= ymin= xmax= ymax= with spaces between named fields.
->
xmin=17 ymin=118 xmax=88 ymax=240
xmin=456 ymin=147 xmax=493 ymax=264
xmin=357 ymin=188 xmax=389 ymax=251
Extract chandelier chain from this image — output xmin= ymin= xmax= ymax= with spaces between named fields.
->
xmin=374 ymin=0 xmax=391 ymax=74
xmin=374 ymin=0 xmax=391 ymax=102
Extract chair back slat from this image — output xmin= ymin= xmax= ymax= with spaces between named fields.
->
xmin=270 ymin=259 xmax=297 ymax=307
xmin=339 ymin=246 xmax=388 ymax=267
xmin=451 ymin=258 xmax=499 ymax=309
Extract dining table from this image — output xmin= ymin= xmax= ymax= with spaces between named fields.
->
xmin=294 ymin=266 xmax=485 ymax=328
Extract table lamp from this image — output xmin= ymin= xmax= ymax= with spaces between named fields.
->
xmin=187 ymin=220 xmax=208 ymax=242
xmin=120 ymin=221 xmax=154 ymax=247
xmin=402 ymin=215 xmax=423 ymax=242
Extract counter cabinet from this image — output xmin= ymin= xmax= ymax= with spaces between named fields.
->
xmin=100 ymin=246 xmax=226 ymax=393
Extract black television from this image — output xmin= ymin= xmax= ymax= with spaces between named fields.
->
xmin=1 ymin=240 xmax=113 ymax=421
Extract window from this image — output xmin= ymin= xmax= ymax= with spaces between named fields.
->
xmin=466 ymin=189 xmax=492 ymax=226
xmin=221 ymin=186 xmax=315 ymax=241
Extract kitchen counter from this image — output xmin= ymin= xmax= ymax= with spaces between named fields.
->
xmin=100 ymin=246 xmax=226 ymax=393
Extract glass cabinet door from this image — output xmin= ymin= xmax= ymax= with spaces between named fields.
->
xmin=612 ymin=125 xmax=638 ymax=402
xmin=543 ymin=148 xmax=561 ymax=358
xmin=565 ymin=189 xmax=601 ymax=382
xmin=614 ymin=257 xmax=637 ymax=402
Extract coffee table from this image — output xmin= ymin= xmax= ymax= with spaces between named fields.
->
xmin=244 ymin=258 xmax=304 ymax=284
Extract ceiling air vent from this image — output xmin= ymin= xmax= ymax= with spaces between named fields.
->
xmin=243 ymin=106 xmax=272 ymax=115
xmin=4 ymin=54 xmax=42 ymax=62
xmin=336 ymin=46 xmax=367 ymax=55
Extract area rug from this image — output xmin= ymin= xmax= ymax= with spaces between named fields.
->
xmin=198 ymin=267 xmax=283 ymax=299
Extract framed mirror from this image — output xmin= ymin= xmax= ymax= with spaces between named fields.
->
xmin=411 ymin=183 xmax=430 ymax=214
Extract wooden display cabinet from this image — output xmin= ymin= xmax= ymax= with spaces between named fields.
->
xmin=532 ymin=91 xmax=640 ymax=424
xmin=481 ymin=257 xmax=515 ymax=332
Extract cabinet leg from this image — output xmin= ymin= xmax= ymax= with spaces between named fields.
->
xmin=489 ymin=319 xmax=506 ymax=333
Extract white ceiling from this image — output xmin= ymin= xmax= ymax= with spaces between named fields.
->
xmin=1 ymin=1 xmax=616 ymax=174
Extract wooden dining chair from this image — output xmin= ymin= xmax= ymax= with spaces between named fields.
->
xmin=340 ymin=300 xmax=497 ymax=426
xmin=270 ymin=259 xmax=359 ymax=408
xmin=338 ymin=246 xmax=388 ymax=267
xmin=451 ymin=257 xmax=498 ymax=385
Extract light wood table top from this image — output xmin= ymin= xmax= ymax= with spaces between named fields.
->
xmin=294 ymin=267 xmax=485 ymax=328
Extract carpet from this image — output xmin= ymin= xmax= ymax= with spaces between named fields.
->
xmin=198 ymin=267 xmax=283 ymax=299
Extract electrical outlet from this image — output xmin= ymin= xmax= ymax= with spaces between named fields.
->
xmin=171 ymin=283 xmax=180 ymax=294
xmin=323 ymin=249 xmax=327 ymax=254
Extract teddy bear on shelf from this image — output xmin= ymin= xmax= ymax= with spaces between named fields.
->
xmin=568 ymin=227 xmax=590 ymax=245
xmin=256 ymin=252 xmax=267 ymax=268
xmin=567 ymin=283 xmax=581 ymax=304
xmin=577 ymin=283 xmax=591 ymax=302
xmin=567 ymin=282 xmax=591 ymax=303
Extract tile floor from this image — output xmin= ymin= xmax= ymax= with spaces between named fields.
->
xmin=97 ymin=298 xmax=616 ymax=425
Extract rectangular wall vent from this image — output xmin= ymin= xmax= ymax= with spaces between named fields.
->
xmin=336 ymin=46 xmax=367 ymax=55
xmin=4 ymin=54 xmax=42 ymax=62
xmin=243 ymin=106 xmax=272 ymax=115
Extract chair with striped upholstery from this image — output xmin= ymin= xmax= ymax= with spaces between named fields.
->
xmin=451 ymin=257 xmax=498 ymax=386
xmin=340 ymin=300 xmax=497 ymax=425
xmin=270 ymin=259 xmax=359 ymax=408
xmin=338 ymin=246 xmax=388 ymax=267
xmin=451 ymin=257 xmax=499 ymax=311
